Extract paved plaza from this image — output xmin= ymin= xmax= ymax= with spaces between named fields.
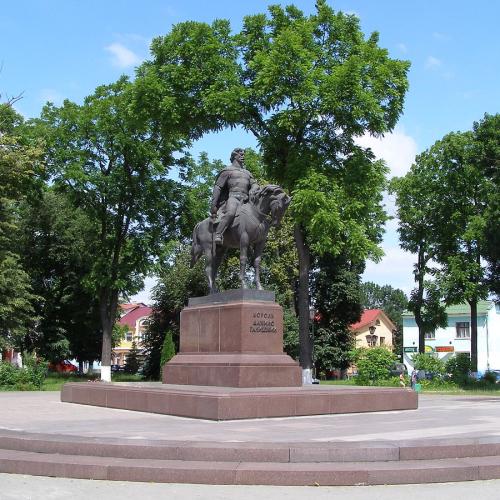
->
xmin=1 ymin=391 xmax=499 ymax=443
xmin=1 ymin=390 xmax=500 ymax=487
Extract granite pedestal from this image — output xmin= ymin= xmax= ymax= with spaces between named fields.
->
xmin=162 ymin=290 xmax=302 ymax=387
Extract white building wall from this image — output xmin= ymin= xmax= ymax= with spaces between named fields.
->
xmin=402 ymin=303 xmax=500 ymax=374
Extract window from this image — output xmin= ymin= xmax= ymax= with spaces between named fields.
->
xmin=375 ymin=319 xmax=381 ymax=326
xmin=456 ymin=322 xmax=470 ymax=338
xmin=366 ymin=335 xmax=377 ymax=347
xmin=380 ymin=337 xmax=385 ymax=345
xmin=424 ymin=331 xmax=435 ymax=340
xmin=125 ymin=329 xmax=133 ymax=342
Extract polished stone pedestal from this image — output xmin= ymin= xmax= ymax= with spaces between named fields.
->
xmin=162 ymin=290 xmax=302 ymax=388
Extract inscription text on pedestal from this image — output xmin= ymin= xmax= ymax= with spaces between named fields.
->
xmin=250 ymin=311 xmax=277 ymax=333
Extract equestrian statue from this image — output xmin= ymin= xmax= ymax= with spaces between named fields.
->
xmin=191 ymin=148 xmax=291 ymax=293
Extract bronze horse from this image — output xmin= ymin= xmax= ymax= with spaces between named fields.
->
xmin=191 ymin=185 xmax=291 ymax=293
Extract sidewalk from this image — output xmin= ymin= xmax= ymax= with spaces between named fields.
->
xmin=2 ymin=474 xmax=500 ymax=500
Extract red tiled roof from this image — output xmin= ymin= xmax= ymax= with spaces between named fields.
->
xmin=118 ymin=303 xmax=152 ymax=328
xmin=350 ymin=309 xmax=382 ymax=331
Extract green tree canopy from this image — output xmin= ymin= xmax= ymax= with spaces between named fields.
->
xmin=0 ymin=103 xmax=42 ymax=351
xmin=139 ymin=2 xmax=409 ymax=377
xmin=32 ymin=76 xmax=187 ymax=379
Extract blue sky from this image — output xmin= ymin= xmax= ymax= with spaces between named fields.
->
xmin=1 ymin=1 xmax=499 ymax=300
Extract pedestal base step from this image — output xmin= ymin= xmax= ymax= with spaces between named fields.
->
xmin=61 ymin=383 xmax=417 ymax=420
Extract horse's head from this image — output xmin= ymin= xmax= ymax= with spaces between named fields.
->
xmin=254 ymin=184 xmax=291 ymax=227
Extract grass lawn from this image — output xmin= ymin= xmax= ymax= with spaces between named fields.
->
xmin=319 ymin=378 xmax=500 ymax=395
xmin=42 ymin=372 xmax=145 ymax=391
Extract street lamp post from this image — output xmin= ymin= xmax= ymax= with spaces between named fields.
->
xmin=309 ymin=306 xmax=316 ymax=381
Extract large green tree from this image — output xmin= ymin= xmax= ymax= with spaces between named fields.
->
xmin=312 ymin=253 xmax=364 ymax=376
xmin=0 ymin=103 xmax=42 ymax=352
xmin=139 ymin=2 xmax=409 ymax=380
xmin=393 ymin=129 xmax=494 ymax=371
xmin=18 ymin=189 xmax=102 ymax=365
xmin=34 ymin=76 xmax=185 ymax=380
xmin=473 ymin=113 xmax=500 ymax=298
xmin=390 ymin=167 xmax=447 ymax=354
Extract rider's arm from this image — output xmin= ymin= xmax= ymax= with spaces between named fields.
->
xmin=211 ymin=171 xmax=228 ymax=215
xmin=249 ymin=174 xmax=259 ymax=201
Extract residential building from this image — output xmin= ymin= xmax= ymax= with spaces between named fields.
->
xmin=350 ymin=309 xmax=396 ymax=349
xmin=113 ymin=302 xmax=153 ymax=366
xmin=402 ymin=300 xmax=500 ymax=373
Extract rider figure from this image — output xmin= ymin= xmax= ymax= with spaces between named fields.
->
xmin=210 ymin=148 xmax=259 ymax=245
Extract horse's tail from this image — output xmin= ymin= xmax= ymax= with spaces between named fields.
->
xmin=190 ymin=223 xmax=202 ymax=267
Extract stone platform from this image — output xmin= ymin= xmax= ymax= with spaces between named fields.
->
xmin=61 ymin=382 xmax=417 ymax=420
xmin=1 ymin=392 xmax=500 ymax=485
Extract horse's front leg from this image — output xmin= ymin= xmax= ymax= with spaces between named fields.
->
xmin=253 ymin=241 xmax=265 ymax=290
xmin=239 ymin=231 xmax=249 ymax=289
xmin=204 ymin=248 xmax=215 ymax=293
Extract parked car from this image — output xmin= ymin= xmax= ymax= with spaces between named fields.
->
xmin=111 ymin=364 xmax=125 ymax=373
xmin=48 ymin=360 xmax=78 ymax=373
xmin=484 ymin=370 xmax=500 ymax=383
xmin=390 ymin=363 xmax=407 ymax=377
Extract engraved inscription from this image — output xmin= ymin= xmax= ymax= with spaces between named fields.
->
xmin=250 ymin=311 xmax=277 ymax=333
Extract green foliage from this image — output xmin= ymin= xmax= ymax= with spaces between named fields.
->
xmin=473 ymin=114 xmax=500 ymax=298
xmin=312 ymin=253 xmax=363 ymax=372
xmin=33 ymin=75 xmax=190 ymax=369
xmin=0 ymin=105 xmax=43 ymax=351
xmin=355 ymin=347 xmax=397 ymax=384
xmin=160 ymin=331 xmax=176 ymax=368
xmin=411 ymin=353 xmax=445 ymax=374
xmin=445 ymin=353 xmax=472 ymax=384
xmin=0 ymin=357 xmax=48 ymax=390
xmin=124 ymin=341 xmax=140 ymax=374
xmin=142 ymin=2 xmax=409 ymax=369
xmin=282 ymin=307 xmax=299 ymax=359
xmin=18 ymin=189 xmax=102 ymax=362
xmin=142 ymin=243 xmax=208 ymax=379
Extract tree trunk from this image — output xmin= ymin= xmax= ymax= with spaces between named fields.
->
xmin=415 ymin=247 xmax=426 ymax=354
xmin=99 ymin=288 xmax=119 ymax=382
xmin=294 ymin=224 xmax=313 ymax=384
xmin=469 ymin=299 xmax=478 ymax=372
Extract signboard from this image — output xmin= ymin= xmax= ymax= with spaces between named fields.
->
xmin=425 ymin=345 xmax=435 ymax=353
xmin=436 ymin=345 xmax=454 ymax=352
xmin=403 ymin=347 xmax=418 ymax=353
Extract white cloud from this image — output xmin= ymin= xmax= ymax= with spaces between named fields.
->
xmin=355 ymin=127 xmax=418 ymax=178
xmin=39 ymin=88 xmax=65 ymax=106
xmin=105 ymin=42 xmax=141 ymax=68
xmin=129 ymin=276 xmax=157 ymax=305
xmin=425 ymin=56 xmax=442 ymax=69
xmin=363 ymin=245 xmax=416 ymax=294
xmin=433 ymin=32 xmax=450 ymax=41
xmin=397 ymin=42 xmax=408 ymax=53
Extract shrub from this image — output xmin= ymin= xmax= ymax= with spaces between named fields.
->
xmin=355 ymin=347 xmax=397 ymax=384
xmin=0 ymin=356 xmax=48 ymax=390
xmin=124 ymin=341 xmax=140 ymax=374
xmin=160 ymin=331 xmax=176 ymax=370
xmin=445 ymin=353 xmax=472 ymax=384
xmin=412 ymin=353 xmax=445 ymax=374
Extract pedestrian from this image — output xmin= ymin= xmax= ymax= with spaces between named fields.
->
xmin=411 ymin=370 xmax=417 ymax=390
xmin=399 ymin=372 xmax=406 ymax=388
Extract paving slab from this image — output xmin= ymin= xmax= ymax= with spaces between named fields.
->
xmin=0 ymin=391 xmax=499 ymax=443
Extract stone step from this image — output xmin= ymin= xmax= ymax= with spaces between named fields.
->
xmin=1 ymin=431 xmax=500 ymax=463
xmin=1 ymin=448 xmax=500 ymax=485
